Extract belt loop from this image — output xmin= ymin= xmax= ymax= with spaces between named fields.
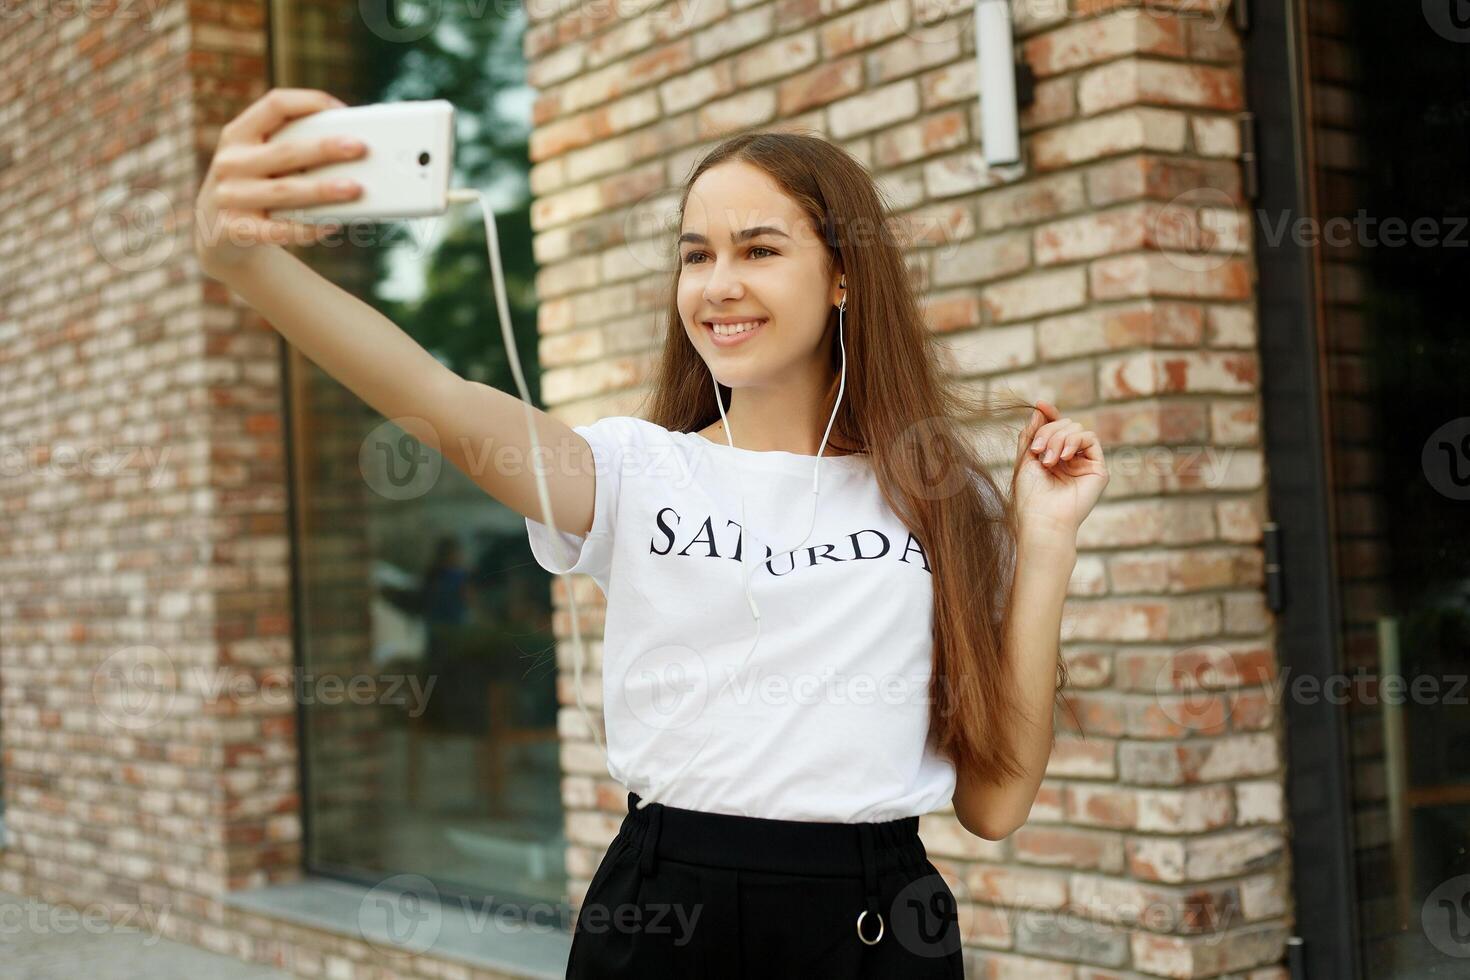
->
xmin=855 ymin=823 xmax=884 ymax=945
xmin=639 ymin=801 xmax=663 ymax=878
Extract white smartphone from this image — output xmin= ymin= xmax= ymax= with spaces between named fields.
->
xmin=265 ymin=99 xmax=455 ymax=222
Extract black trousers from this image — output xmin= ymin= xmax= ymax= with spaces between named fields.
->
xmin=566 ymin=792 xmax=965 ymax=979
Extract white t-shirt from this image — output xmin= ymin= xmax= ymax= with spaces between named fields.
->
xmin=524 ymin=415 xmax=957 ymax=823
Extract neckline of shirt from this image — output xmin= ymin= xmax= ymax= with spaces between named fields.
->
xmin=678 ymin=430 xmax=871 ymax=468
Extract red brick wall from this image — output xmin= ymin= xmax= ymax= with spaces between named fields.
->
xmin=524 ymin=0 xmax=1294 ymax=975
xmin=0 ymin=0 xmax=403 ymax=973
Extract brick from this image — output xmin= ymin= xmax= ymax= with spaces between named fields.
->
xmin=873 ymin=108 xmax=970 ymax=167
xmin=1039 ymin=301 xmax=1203 ymax=358
xmin=1078 ymin=60 xmax=1244 ymax=116
xmin=980 ymin=172 xmax=1089 ymax=230
xmin=1099 ymin=349 xmax=1258 ymax=399
xmin=1013 ymin=826 xmax=1125 ymax=872
xmin=941 ymin=323 xmax=1036 ymax=377
xmin=736 ymin=32 xmax=819 ymax=85
xmin=828 ymin=78 xmax=920 ymax=139
xmin=821 ymin=0 xmax=911 ymax=58
xmin=697 ymin=87 xmax=778 ymax=139
xmin=693 ymin=5 xmax=774 ymax=61
xmin=1137 ymin=785 xmax=1235 ymax=833
xmin=658 ymin=61 xmax=737 ymax=115
xmin=925 ymin=148 xmax=1014 ymax=198
xmin=980 ymin=267 xmax=1088 ymax=322
xmin=1031 ymin=108 xmax=1190 ymax=170
xmin=1023 ymin=11 xmax=1187 ymax=77
xmin=777 ymin=57 xmax=864 ymax=115
xmin=869 ymin=32 xmax=963 ymax=85
xmin=1035 ymin=205 xmax=1151 ymax=265
xmin=933 ymin=230 xmax=1032 ymax=287
xmin=964 ymin=865 xmax=1069 ymax=908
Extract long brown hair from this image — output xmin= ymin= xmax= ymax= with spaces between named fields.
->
xmin=636 ymin=130 xmax=1070 ymax=788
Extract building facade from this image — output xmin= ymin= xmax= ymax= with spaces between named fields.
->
xmin=0 ymin=0 xmax=1464 ymax=977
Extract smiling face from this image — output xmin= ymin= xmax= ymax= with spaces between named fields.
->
xmin=677 ymin=161 xmax=844 ymax=390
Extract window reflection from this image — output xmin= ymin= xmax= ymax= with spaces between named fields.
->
xmin=271 ymin=0 xmax=564 ymax=914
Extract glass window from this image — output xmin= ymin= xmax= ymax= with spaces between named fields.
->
xmin=270 ymin=0 xmax=564 ymax=920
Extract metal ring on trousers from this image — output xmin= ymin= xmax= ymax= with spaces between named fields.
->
xmin=856 ymin=909 xmax=884 ymax=945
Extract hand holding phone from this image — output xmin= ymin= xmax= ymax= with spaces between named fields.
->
xmin=264 ymin=99 xmax=455 ymax=223
xmin=194 ymin=88 xmax=370 ymax=273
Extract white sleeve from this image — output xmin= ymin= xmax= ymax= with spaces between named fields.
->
xmin=523 ymin=416 xmax=628 ymax=594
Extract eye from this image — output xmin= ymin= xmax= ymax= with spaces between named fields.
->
xmin=681 ymin=246 xmax=777 ymax=265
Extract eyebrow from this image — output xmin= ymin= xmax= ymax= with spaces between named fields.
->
xmin=678 ymin=226 xmax=791 ymax=246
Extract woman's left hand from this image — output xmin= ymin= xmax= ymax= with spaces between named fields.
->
xmin=1012 ymin=399 xmax=1109 ymax=541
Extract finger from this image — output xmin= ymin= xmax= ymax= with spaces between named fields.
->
xmin=216 ymin=174 xmax=362 ymax=212
xmin=1017 ymin=404 xmax=1048 ymax=456
xmin=1030 ymin=417 xmax=1073 ymax=454
xmin=1062 ymin=433 xmax=1107 ymax=474
xmin=215 ymin=134 xmax=367 ymax=180
xmin=1058 ymin=429 xmax=1086 ymax=460
xmin=1074 ymin=432 xmax=1106 ymax=466
xmin=220 ymin=88 xmax=345 ymax=145
xmin=1040 ymin=423 xmax=1082 ymax=465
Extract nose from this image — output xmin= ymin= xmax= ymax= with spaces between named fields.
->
xmin=701 ymin=258 xmax=745 ymax=305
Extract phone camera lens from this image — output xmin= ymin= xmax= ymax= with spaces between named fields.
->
xmin=418 ymin=151 xmax=431 ymax=166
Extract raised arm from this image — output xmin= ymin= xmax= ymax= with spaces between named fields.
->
xmin=195 ymin=87 xmax=597 ymax=536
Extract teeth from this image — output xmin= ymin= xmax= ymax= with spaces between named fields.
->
xmin=711 ymin=320 xmax=763 ymax=336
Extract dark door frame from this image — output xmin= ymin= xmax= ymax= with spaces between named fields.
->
xmin=1243 ymin=1 xmax=1361 ymax=977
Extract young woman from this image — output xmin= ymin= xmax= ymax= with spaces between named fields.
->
xmin=196 ymin=88 xmax=1108 ymax=978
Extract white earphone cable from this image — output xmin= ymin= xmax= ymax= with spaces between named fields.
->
xmin=630 ymin=292 xmax=849 ymax=810
xmin=456 ymin=179 xmax=850 ymax=812
xmin=448 ymin=187 xmax=607 ymax=764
